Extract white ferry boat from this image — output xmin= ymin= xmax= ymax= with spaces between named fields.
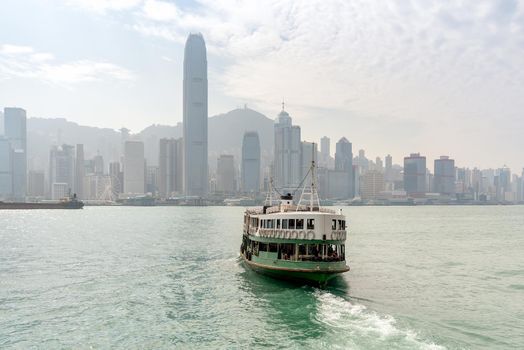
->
xmin=240 ymin=147 xmax=349 ymax=286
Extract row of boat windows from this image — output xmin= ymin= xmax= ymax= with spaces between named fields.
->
xmin=242 ymin=237 xmax=345 ymax=262
xmin=256 ymin=218 xmax=346 ymax=230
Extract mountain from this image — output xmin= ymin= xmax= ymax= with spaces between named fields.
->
xmin=27 ymin=107 xmax=275 ymax=173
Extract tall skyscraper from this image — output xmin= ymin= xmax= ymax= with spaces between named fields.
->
xmin=75 ymin=144 xmax=85 ymax=199
xmin=335 ymin=137 xmax=352 ymax=172
xmin=216 ymin=155 xmax=235 ymax=193
xmin=404 ymin=153 xmax=426 ymax=196
xmin=301 ymin=142 xmax=318 ymax=179
xmin=241 ymin=131 xmax=261 ymax=193
xmin=158 ymin=138 xmax=183 ymax=198
xmin=4 ymin=107 xmax=27 ymax=200
xmin=123 ymin=141 xmax=145 ymax=195
xmin=434 ymin=156 xmax=455 ymax=195
xmin=0 ymin=137 xmax=12 ymax=199
xmin=320 ymin=136 xmax=330 ymax=168
xmin=331 ymin=137 xmax=354 ymax=198
xmin=274 ymin=104 xmax=301 ymax=190
xmin=49 ymin=144 xmax=75 ymax=199
xmin=385 ymin=154 xmax=393 ymax=182
xmin=183 ymin=33 xmax=208 ymax=197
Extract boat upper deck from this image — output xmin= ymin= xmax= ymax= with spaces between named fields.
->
xmin=245 ymin=204 xmax=337 ymax=216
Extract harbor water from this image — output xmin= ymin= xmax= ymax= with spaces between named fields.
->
xmin=1 ymin=206 xmax=523 ymax=349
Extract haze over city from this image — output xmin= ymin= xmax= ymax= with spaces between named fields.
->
xmin=1 ymin=0 xmax=523 ymax=171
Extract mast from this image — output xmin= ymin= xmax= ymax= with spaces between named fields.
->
xmin=297 ymin=142 xmax=320 ymax=211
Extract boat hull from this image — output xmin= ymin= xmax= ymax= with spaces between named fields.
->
xmin=241 ymin=253 xmax=349 ymax=286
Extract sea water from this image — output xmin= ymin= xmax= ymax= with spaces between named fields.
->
xmin=1 ymin=206 xmax=523 ymax=349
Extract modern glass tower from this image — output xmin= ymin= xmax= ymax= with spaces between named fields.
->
xmin=4 ymin=107 xmax=27 ymax=200
xmin=183 ymin=33 xmax=208 ymax=197
xmin=241 ymin=131 xmax=261 ymax=193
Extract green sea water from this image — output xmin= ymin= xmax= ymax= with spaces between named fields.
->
xmin=1 ymin=206 xmax=523 ymax=349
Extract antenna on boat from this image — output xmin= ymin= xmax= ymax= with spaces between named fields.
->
xmin=265 ymin=177 xmax=275 ymax=206
xmin=297 ymin=142 xmax=320 ymax=211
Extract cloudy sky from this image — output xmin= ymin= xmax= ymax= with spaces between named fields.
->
xmin=1 ymin=0 xmax=523 ymax=170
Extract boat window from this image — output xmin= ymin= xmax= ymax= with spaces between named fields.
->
xmin=289 ymin=219 xmax=295 ymax=229
xmin=341 ymin=220 xmax=346 ymax=230
xmin=338 ymin=220 xmax=343 ymax=230
xmin=307 ymin=219 xmax=315 ymax=230
xmin=271 ymin=220 xmax=275 ymax=229
xmin=276 ymin=219 xmax=281 ymax=229
xmin=279 ymin=243 xmax=295 ymax=260
xmin=332 ymin=219 xmax=337 ymax=230
xmin=259 ymin=242 xmax=268 ymax=252
xmin=298 ymin=244 xmax=306 ymax=255
xmin=296 ymin=219 xmax=304 ymax=230
xmin=268 ymin=243 xmax=278 ymax=252
xmin=282 ymin=219 xmax=288 ymax=229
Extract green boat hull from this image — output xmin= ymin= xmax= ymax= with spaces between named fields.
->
xmin=241 ymin=253 xmax=349 ymax=286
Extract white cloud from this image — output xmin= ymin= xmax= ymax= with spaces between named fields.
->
xmin=142 ymin=0 xmax=179 ymax=22
xmin=66 ymin=0 xmax=142 ymax=13
xmin=0 ymin=45 xmax=134 ymax=85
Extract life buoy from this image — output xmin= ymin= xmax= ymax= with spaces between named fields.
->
xmin=307 ymin=231 xmax=315 ymax=240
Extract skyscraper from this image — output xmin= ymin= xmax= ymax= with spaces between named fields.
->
xmin=241 ymin=131 xmax=261 ymax=193
xmin=216 ymin=155 xmax=235 ymax=193
xmin=0 ymin=137 xmax=12 ymax=199
xmin=434 ymin=156 xmax=455 ymax=195
xmin=320 ymin=136 xmax=330 ymax=168
xmin=123 ymin=141 xmax=145 ymax=195
xmin=385 ymin=154 xmax=393 ymax=182
xmin=274 ymin=104 xmax=301 ymax=190
xmin=4 ymin=107 xmax=27 ymax=200
xmin=331 ymin=137 xmax=354 ymax=198
xmin=158 ymin=138 xmax=183 ymax=198
xmin=75 ymin=144 xmax=85 ymax=199
xmin=49 ymin=144 xmax=75 ymax=199
xmin=404 ymin=153 xmax=426 ymax=196
xmin=183 ymin=33 xmax=208 ymax=197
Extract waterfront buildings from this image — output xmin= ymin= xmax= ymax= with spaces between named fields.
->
xmin=27 ymin=170 xmax=45 ymax=198
xmin=158 ymin=138 xmax=183 ymax=199
xmin=361 ymin=170 xmax=385 ymax=200
xmin=183 ymin=33 xmax=208 ymax=197
xmin=434 ymin=156 xmax=455 ymax=195
xmin=241 ymin=132 xmax=261 ymax=193
xmin=404 ymin=153 xmax=426 ymax=196
xmin=216 ymin=154 xmax=235 ymax=193
xmin=3 ymin=107 xmax=27 ymax=200
xmin=123 ymin=141 xmax=145 ymax=195
xmin=274 ymin=105 xmax=301 ymax=190
xmin=0 ymin=137 xmax=12 ymax=199
xmin=75 ymin=144 xmax=85 ymax=199
xmin=49 ymin=144 xmax=75 ymax=199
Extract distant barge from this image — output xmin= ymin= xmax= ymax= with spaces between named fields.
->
xmin=0 ymin=197 xmax=84 ymax=210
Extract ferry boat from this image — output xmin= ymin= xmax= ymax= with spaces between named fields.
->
xmin=240 ymin=146 xmax=349 ymax=286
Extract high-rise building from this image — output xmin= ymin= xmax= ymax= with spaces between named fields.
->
xmin=335 ymin=137 xmax=352 ymax=172
xmin=75 ymin=144 xmax=85 ymax=199
xmin=385 ymin=154 xmax=393 ymax=182
xmin=320 ymin=136 xmax=331 ymax=168
xmin=27 ymin=170 xmax=45 ymax=198
xmin=158 ymin=138 xmax=183 ymax=198
xmin=241 ymin=132 xmax=261 ymax=193
xmin=404 ymin=153 xmax=426 ymax=196
xmin=216 ymin=155 xmax=235 ymax=193
xmin=375 ymin=157 xmax=383 ymax=172
xmin=301 ymin=141 xmax=318 ymax=179
xmin=0 ymin=137 xmax=12 ymax=199
xmin=183 ymin=33 xmax=208 ymax=197
xmin=49 ymin=144 xmax=75 ymax=198
xmin=274 ymin=104 xmax=301 ymax=190
xmin=4 ymin=107 xmax=27 ymax=200
xmin=123 ymin=141 xmax=145 ymax=195
xmin=93 ymin=154 xmax=104 ymax=175
xmin=434 ymin=156 xmax=455 ymax=195
xmin=361 ymin=170 xmax=385 ymax=200
xmin=109 ymin=162 xmax=123 ymax=197
xmin=332 ymin=137 xmax=353 ymax=198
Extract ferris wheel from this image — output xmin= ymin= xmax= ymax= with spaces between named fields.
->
xmin=95 ymin=174 xmax=121 ymax=202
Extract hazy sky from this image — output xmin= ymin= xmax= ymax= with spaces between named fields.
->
xmin=1 ymin=0 xmax=523 ymax=171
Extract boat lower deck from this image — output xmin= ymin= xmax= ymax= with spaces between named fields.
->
xmin=240 ymin=252 xmax=349 ymax=286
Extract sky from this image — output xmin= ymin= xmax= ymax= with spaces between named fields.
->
xmin=0 ymin=0 xmax=523 ymax=171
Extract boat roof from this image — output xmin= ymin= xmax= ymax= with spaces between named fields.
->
xmin=245 ymin=204 xmax=338 ymax=216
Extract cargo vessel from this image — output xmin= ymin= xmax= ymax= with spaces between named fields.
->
xmin=0 ymin=195 xmax=84 ymax=209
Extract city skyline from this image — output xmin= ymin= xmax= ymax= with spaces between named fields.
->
xmin=1 ymin=1 xmax=523 ymax=171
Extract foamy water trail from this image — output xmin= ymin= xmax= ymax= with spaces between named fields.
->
xmin=313 ymin=290 xmax=446 ymax=349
